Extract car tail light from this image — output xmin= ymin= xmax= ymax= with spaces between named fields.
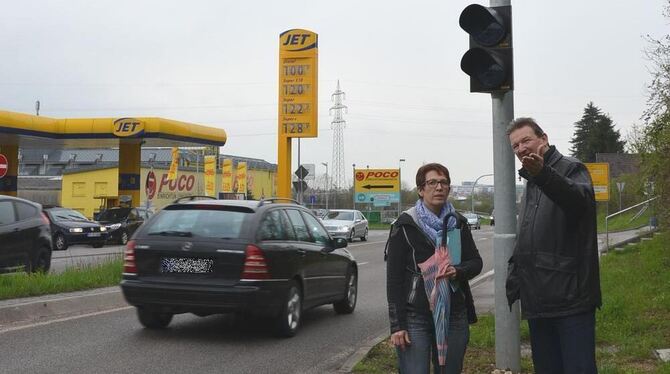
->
xmin=40 ymin=212 xmax=50 ymax=225
xmin=241 ymin=244 xmax=270 ymax=280
xmin=123 ymin=240 xmax=137 ymax=275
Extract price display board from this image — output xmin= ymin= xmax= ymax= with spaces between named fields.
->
xmin=278 ymin=29 xmax=318 ymax=138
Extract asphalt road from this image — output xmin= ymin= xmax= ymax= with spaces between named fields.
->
xmin=4 ymin=228 xmax=494 ymax=374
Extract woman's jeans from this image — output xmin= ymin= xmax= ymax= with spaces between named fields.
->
xmin=396 ymin=309 xmax=470 ymax=374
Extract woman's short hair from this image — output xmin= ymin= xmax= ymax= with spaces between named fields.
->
xmin=416 ymin=163 xmax=451 ymax=189
xmin=506 ymin=117 xmax=545 ymax=137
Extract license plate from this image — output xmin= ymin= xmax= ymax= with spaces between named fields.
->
xmin=87 ymin=233 xmax=101 ymax=237
xmin=160 ymin=258 xmax=214 ymax=274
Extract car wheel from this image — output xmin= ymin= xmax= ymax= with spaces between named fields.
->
xmin=29 ymin=246 xmax=51 ymax=273
xmin=119 ymin=230 xmax=129 ymax=245
xmin=360 ymin=228 xmax=368 ymax=241
xmin=334 ymin=269 xmax=357 ymax=314
xmin=275 ymin=281 xmax=302 ymax=338
xmin=91 ymin=243 xmax=104 ymax=248
xmin=348 ymin=230 xmax=355 ymax=243
xmin=54 ymin=233 xmax=68 ymax=251
xmin=137 ymin=307 xmax=173 ymax=329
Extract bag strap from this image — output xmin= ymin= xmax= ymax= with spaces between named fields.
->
xmin=441 ymin=212 xmax=461 ymax=246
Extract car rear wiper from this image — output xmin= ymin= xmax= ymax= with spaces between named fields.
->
xmin=148 ymin=230 xmax=193 ymax=237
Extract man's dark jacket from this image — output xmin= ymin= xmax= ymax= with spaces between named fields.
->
xmin=387 ymin=208 xmax=483 ymax=333
xmin=506 ymin=146 xmax=602 ymax=319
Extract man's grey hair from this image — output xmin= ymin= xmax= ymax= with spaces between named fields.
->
xmin=506 ymin=117 xmax=545 ymax=137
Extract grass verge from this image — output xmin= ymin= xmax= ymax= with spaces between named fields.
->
xmin=0 ymin=256 xmax=123 ymax=301
xmin=354 ymin=231 xmax=670 ymax=373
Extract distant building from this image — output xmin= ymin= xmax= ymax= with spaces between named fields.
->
xmin=595 ymin=153 xmax=640 ymax=178
xmin=16 ymin=148 xmax=277 ymax=217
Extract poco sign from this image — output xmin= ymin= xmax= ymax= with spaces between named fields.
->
xmin=113 ymin=118 xmax=145 ymax=137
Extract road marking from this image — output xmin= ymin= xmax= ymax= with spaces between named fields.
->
xmin=0 ymin=306 xmax=132 ymax=334
xmin=348 ymin=240 xmax=386 ymax=247
xmin=470 ymin=269 xmax=494 ymax=289
xmin=358 ymin=262 xmax=369 ymax=266
xmin=477 ymin=238 xmax=489 ymax=241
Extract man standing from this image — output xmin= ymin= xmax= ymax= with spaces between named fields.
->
xmin=505 ymin=118 xmax=601 ymax=374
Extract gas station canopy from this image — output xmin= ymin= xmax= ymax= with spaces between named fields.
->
xmin=0 ymin=110 xmax=227 ymax=149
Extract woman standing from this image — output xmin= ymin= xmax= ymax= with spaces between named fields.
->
xmin=387 ymin=163 xmax=483 ymax=374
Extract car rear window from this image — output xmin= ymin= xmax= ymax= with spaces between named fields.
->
xmin=143 ymin=208 xmax=249 ymax=239
xmin=16 ymin=202 xmax=38 ymax=221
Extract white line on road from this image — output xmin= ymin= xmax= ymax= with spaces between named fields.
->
xmin=358 ymin=262 xmax=369 ymax=266
xmin=348 ymin=240 xmax=386 ymax=247
xmin=470 ymin=269 xmax=494 ymax=289
xmin=0 ymin=306 xmax=132 ymax=335
xmin=477 ymin=238 xmax=489 ymax=241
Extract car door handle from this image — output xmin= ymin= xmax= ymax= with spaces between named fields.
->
xmin=296 ymin=249 xmax=307 ymax=256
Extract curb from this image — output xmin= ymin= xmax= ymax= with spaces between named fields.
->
xmin=0 ymin=287 xmax=127 ymax=327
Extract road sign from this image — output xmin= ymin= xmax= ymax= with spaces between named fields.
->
xmin=278 ymin=29 xmax=318 ymax=138
xmin=354 ymin=169 xmax=400 ymax=193
xmin=295 ymin=165 xmax=309 ymax=180
xmin=585 ymin=163 xmax=610 ymax=201
xmin=293 ymin=180 xmax=308 ymax=192
xmin=145 ymin=170 xmax=157 ymax=200
xmin=0 ymin=154 xmax=8 ymax=179
xmin=353 ymin=168 xmax=400 ymax=204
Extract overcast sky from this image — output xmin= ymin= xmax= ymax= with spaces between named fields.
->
xmin=1 ymin=0 xmax=666 ymax=187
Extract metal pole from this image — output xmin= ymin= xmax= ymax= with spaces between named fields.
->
xmin=322 ymin=162 xmax=329 ymax=210
xmin=492 ymin=88 xmax=520 ymax=372
xmin=398 ymin=158 xmax=405 ymax=217
xmin=297 ymin=139 xmax=302 ymax=204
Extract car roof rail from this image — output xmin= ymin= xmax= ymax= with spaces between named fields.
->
xmin=172 ymin=195 xmax=218 ymax=204
xmin=257 ymin=197 xmax=300 ymax=207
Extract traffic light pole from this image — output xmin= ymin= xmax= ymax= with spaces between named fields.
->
xmin=491 ymin=89 xmax=520 ymax=371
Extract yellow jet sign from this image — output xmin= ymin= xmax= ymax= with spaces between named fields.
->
xmin=278 ymin=29 xmax=318 ymax=138
xmin=585 ymin=162 xmax=610 ymax=201
xmin=354 ymin=169 xmax=400 ymax=193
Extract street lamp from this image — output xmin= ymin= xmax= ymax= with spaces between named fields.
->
xmin=321 ymin=162 xmax=329 ymax=209
xmin=398 ymin=159 xmax=406 ymax=217
xmin=352 ymin=163 xmax=356 ymax=209
xmin=471 ymin=173 xmax=493 ymax=213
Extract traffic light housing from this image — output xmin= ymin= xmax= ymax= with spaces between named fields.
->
xmin=459 ymin=4 xmax=513 ymax=93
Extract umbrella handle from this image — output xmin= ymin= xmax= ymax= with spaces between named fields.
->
xmin=441 ymin=212 xmax=461 ymax=245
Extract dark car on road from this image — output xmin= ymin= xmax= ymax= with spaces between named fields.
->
xmin=120 ymin=198 xmax=357 ymax=337
xmin=43 ymin=207 xmax=108 ymax=250
xmin=0 ymin=196 xmax=52 ymax=273
xmin=98 ymin=207 xmax=151 ymax=245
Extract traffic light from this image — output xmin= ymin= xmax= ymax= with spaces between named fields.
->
xmin=459 ymin=4 xmax=513 ymax=93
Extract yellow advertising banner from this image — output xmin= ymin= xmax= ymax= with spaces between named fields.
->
xmin=221 ymin=158 xmax=233 ymax=193
xmin=585 ymin=162 xmax=610 ymax=201
xmin=167 ymin=147 xmax=179 ymax=181
xmin=236 ymin=162 xmax=247 ymax=194
xmin=354 ymin=168 xmax=400 ymax=193
xmin=204 ymin=155 xmax=216 ymax=197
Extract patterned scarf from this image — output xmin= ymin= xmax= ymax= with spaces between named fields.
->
xmin=415 ymin=199 xmax=457 ymax=243
xmin=415 ymin=199 xmax=457 ymax=368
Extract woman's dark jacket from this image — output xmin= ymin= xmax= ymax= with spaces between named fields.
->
xmin=386 ymin=208 xmax=483 ymax=333
xmin=506 ymin=146 xmax=602 ymax=319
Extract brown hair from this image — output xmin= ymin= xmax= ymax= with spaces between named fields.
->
xmin=416 ymin=163 xmax=451 ymax=190
xmin=506 ymin=117 xmax=545 ymax=137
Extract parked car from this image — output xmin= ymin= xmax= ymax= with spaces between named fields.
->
xmin=322 ymin=209 xmax=368 ymax=242
xmin=490 ymin=210 xmax=495 ymax=226
xmin=464 ymin=212 xmax=481 ymax=230
xmin=0 ymin=196 xmax=52 ymax=273
xmin=120 ymin=198 xmax=357 ymax=337
xmin=98 ymin=207 xmax=152 ymax=245
xmin=43 ymin=206 xmax=108 ymax=250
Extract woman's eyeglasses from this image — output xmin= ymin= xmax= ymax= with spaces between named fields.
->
xmin=423 ymin=179 xmax=450 ymax=189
